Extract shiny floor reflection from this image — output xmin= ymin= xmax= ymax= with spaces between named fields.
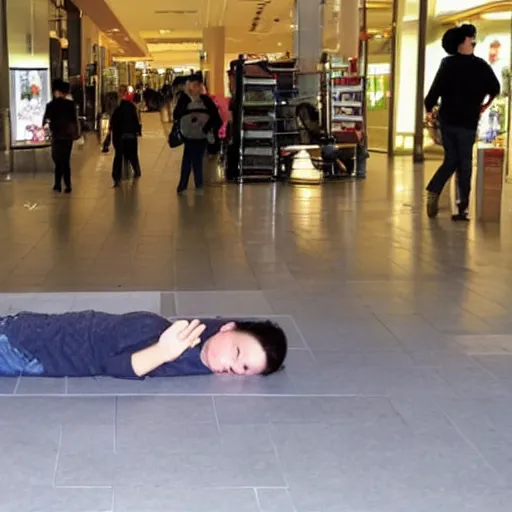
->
xmin=1 ymin=114 xmax=512 ymax=511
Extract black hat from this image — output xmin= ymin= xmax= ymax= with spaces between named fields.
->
xmin=188 ymin=72 xmax=203 ymax=83
xmin=52 ymin=79 xmax=70 ymax=94
xmin=442 ymin=23 xmax=477 ymax=55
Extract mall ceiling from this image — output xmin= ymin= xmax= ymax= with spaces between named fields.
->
xmin=77 ymin=0 xmax=396 ymax=66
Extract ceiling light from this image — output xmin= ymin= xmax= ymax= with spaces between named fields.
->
xmin=111 ymin=28 xmax=120 ymax=32
xmin=481 ymin=11 xmax=512 ymax=21
xmin=159 ymin=29 xmax=172 ymax=34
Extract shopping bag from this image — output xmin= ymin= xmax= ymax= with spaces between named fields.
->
xmin=168 ymin=123 xmax=183 ymax=148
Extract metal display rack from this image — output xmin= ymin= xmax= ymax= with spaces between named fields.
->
xmin=239 ymin=75 xmax=278 ymax=182
xmin=327 ymin=61 xmax=366 ymax=143
xmin=226 ymin=56 xmax=279 ymax=183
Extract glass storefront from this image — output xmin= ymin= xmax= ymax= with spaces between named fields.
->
xmin=422 ymin=3 xmax=512 ymax=176
xmin=387 ymin=0 xmax=512 ymax=163
xmin=366 ymin=43 xmax=392 ymax=152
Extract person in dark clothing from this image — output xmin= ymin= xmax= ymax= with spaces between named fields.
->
xmin=109 ymin=85 xmax=142 ymax=187
xmin=424 ymin=24 xmax=500 ymax=221
xmin=0 ymin=313 xmax=288 ymax=380
xmin=43 ymin=79 xmax=79 ymax=193
xmin=173 ymin=73 xmax=222 ymax=194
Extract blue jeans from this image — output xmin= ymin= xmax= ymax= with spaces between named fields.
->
xmin=0 ymin=326 xmax=44 ymax=376
xmin=178 ymin=139 xmax=207 ymax=191
xmin=427 ymin=124 xmax=476 ymax=212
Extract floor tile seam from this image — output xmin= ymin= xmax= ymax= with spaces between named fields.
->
xmin=211 ymin=396 xmax=221 ymax=435
xmin=287 ymin=315 xmax=317 ymax=358
xmin=12 ymin=376 xmax=21 ymax=395
xmin=442 ymin=410 xmax=506 ymax=483
xmin=0 ymin=392 xmax=392 ymax=398
xmin=466 ymin=354 xmax=507 ymax=382
xmin=52 ymin=425 xmax=63 ymax=488
xmin=114 ymin=396 xmax=118 ymax=454
xmin=416 ymin=314 xmax=481 ymax=350
xmin=265 ymin=423 xmax=290 ymax=489
xmin=253 ymin=488 xmax=262 ymax=512
xmin=53 ymin=485 xmax=113 ymax=490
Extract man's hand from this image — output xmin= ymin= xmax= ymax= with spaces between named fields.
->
xmin=157 ymin=320 xmax=206 ymax=363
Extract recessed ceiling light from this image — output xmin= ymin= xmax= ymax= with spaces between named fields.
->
xmin=159 ymin=29 xmax=172 ymax=34
xmin=111 ymin=28 xmax=120 ymax=32
xmin=277 ymin=42 xmax=282 ymax=47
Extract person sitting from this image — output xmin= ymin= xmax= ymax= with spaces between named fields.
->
xmin=0 ymin=312 xmax=287 ymax=379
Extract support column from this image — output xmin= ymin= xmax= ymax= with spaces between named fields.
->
xmin=0 ymin=0 xmax=10 ymax=152
xmin=202 ymin=26 xmax=226 ymax=96
xmin=294 ymin=0 xmax=323 ymax=101
xmin=338 ymin=0 xmax=360 ymax=61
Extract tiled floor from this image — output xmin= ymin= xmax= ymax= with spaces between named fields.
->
xmin=1 ymin=114 xmax=512 ymax=511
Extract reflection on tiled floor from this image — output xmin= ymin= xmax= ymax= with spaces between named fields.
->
xmin=1 ymin=114 xmax=512 ymax=511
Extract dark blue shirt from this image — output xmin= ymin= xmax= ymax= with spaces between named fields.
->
xmin=1 ymin=311 xmax=225 ymax=379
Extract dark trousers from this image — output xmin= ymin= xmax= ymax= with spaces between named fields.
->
xmin=426 ymin=124 xmax=476 ymax=212
xmin=112 ymin=136 xmax=142 ymax=183
xmin=52 ymin=139 xmax=73 ymax=190
xmin=178 ymin=139 xmax=207 ymax=191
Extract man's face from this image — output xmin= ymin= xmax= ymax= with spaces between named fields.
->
xmin=188 ymin=80 xmax=202 ymax=96
xmin=200 ymin=323 xmax=267 ymax=375
xmin=459 ymin=36 xmax=476 ymax=55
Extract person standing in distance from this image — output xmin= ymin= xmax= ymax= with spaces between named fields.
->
xmin=109 ymin=85 xmax=143 ymax=187
xmin=173 ymin=73 xmax=222 ymax=195
xmin=424 ymin=24 xmax=500 ymax=221
xmin=43 ymin=79 xmax=79 ymax=194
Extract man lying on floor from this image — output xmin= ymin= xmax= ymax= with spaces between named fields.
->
xmin=0 ymin=312 xmax=287 ymax=378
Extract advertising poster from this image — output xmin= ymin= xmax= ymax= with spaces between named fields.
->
xmin=10 ymin=68 xmax=50 ymax=146
xmin=474 ymin=34 xmax=510 ymax=143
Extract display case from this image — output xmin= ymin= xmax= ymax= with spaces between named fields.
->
xmin=226 ymin=55 xmax=279 ymax=183
xmin=9 ymin=68 xmax=50 ymax=147
xmin=240 ymin=75 xmax=278 ymax=182
xmin=330 ymin=75 xmax=365 ymax=136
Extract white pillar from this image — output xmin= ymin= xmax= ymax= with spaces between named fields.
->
xmin=202 ymin=26 xmax=226 ymax=96
xmin=294 ymin=0 xmax=323 ymax=100
xmin=294 ymin=0 xmax=323 ymax=74
xmin=338 ymin=0 xmax=360 ymax=60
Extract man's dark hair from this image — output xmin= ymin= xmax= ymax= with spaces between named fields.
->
xmin=235 ymin=320 xmax=287 ymax=375
xmin=52 ymin=79 xmax=70 ymax=95
xmin=442 ymin=24 xmax=477 ymax=55
xmin=188 ymin=72 xmax=203 ymax=84
xmin=459 ymin=23 xmax=477 ymax=40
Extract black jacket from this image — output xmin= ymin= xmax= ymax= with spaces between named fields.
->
xmin=425 ymin=54 xmax=500 ymax=131
xmin=43 ymin=97 xmax=78 ymax=140
xmin=173 ymin=93 xmax=222 ymax=136
xmin=110 ymin=100 xmax=141 ymax=137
